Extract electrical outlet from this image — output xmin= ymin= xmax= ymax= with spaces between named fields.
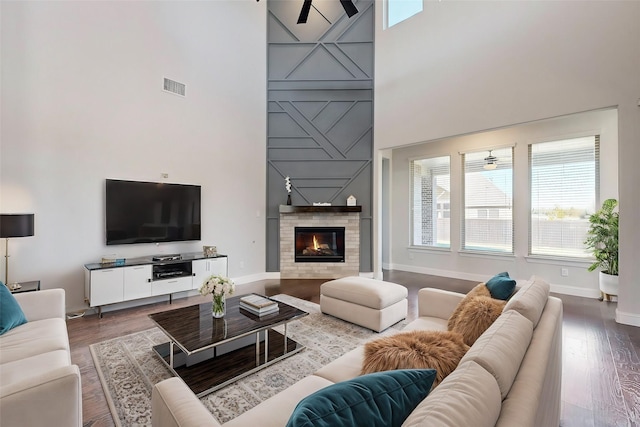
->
xmin=161 ymin=173 xmax=169 ymax=179
xmin=561 ymin=268 xmax=569 ymax=277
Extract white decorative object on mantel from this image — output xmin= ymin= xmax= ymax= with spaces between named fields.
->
xmin=313 ymin=202 xmax=331 ymax=206
xmin=347 ymin=195 xmax=356 ymax=206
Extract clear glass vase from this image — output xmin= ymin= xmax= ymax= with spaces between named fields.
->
xmin=212 ymin=294 xmax=226 ymax=318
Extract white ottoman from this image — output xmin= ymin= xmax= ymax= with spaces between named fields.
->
xmin=320 ymin=276 xmax=408 ymax=332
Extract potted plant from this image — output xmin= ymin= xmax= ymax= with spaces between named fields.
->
xmin=585 ymin=198 xmax=619 ymax=301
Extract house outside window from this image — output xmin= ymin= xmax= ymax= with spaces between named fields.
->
xmin=462 ymin=147 xmax=514 ymax=253
xmin=529 ymin=136 xmax=599 ymax=258
xmin=410 ymin=156 xmax=450 ymax=248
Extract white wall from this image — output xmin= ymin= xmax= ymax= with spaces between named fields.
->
xmin=374 ymin=1 xmax=640 ymax=325
xmin=1 ymin=1 xmax=267 ymax=312
xmin=389 ymin=109 xmax=618 ymax=297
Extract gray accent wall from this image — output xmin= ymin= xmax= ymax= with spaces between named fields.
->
xmin=266 ymin=0 xmax=374 ymax=272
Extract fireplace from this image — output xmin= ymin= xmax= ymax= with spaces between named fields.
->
xmin=295 ymin=227 xmax=345 ymax=263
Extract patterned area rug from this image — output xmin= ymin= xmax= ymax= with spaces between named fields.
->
xmin=90 ymin=295 xmax=405 ymax=426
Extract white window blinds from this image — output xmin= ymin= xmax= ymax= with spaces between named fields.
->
xmin=410 ymin=156 xmax=451 ymax=248
xmin=462 ymin=147 xmax=514 ymax=253
xmin=529 ymin=136 xmax=599 ymax=258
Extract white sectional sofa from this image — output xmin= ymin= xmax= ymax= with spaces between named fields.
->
xmin=152 ymin=276 xmax=563 ymax=427
xmin=0 ymin=289 xmax=82 ymax=427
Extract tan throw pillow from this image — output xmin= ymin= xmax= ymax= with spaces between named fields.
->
xmin=361 ymin=330 xmax=469 ymax=388
xmin=447 ymin=283 xmax=492 ymax=331
xmin=450 ymin=296 xmax=506 ymax=346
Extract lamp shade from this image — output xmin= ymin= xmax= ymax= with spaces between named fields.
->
xmin=0 ymin=214 xmax=35 ymax=238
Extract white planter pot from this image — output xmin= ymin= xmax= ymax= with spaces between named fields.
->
xmin=599 ymin=271 xmax=619 ymax=298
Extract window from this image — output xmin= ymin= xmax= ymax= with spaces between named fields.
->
xmin=387 ymin=0 xmax=423 ymax=28
xmin=410 ymin=156 xmax=450 ymax=248
xmin=530 ymin=136 xmax=599 ymax=258
xmin=462 ymin=147 xmax=514 ymax=253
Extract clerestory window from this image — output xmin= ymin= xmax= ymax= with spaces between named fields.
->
xmin=387 ymin=0 xmax=423 ymax=28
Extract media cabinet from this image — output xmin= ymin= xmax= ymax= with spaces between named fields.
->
xmin=84 ymin=252 xmax=228 ymax=317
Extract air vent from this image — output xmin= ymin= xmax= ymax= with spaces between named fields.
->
xmin=163 ymin=78 xmax=186 ymax=97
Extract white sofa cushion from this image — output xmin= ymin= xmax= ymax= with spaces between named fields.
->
xmin=0 ymin=318 xmax=70 ymax=364
xmin=314 ymin=346 xmax=364 ymax=384
xmin=401 ymin=360 xmax=502 ymax=427
xmin=152 ymin=377 xmax=222 ymax=427
xmin=402 ymin=317 xmax=448 ymax=332
xmin=459 ymin=310 xmax=533 ymax=399
xmin=504 ymin=276 xmax=550 ymax=327
xmin=224 ymin=375 xmax=333 ymax=427
xmin=0 ymin=365 xmax=81 ymax=427
xmin=417 ymin=288 xmax=464 ymax=319
xmin=497 ymin=297 xmax=563 ymax=427
xmin=0 ymin=350 xmax=70 ymax=385
xmin=12 ymin=289 xmax=65 ymax=321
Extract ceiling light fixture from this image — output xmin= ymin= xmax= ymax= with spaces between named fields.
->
xmin=296 ymin=0 xmax=359 ymax=24
xmin=484 ymin=150 xmax=498 ymax=170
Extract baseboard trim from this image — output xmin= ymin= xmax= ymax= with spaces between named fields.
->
xmin=616 ymin=309 xmax=640 ymax=327
xmin=233 ymin=271 xmax=279 ymax=284
xmin=388 ymin=263 xmax=488 ymax=283
xmin=388 ymin=263 xmax=600 ymax=298
xmin=548 ymin=283 xmax=602 ymax=299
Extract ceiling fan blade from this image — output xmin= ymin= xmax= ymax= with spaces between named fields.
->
xmin=297 ymin=0 xmax=313 ymax=24
xmin=340 ymin=0 xmax=359 ymax=18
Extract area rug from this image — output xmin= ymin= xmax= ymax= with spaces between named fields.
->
xmin=89 ymin=295 xmax=406 ymax=426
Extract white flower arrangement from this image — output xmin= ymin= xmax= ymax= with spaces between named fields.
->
xmin=199 ymin=275 xmax=235 ymax=297
xmin=285 ymin=176 xmax=292 ymax=193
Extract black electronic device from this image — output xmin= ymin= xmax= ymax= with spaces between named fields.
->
xmin=151 ymin=261 xmax=192 ymax=281
xmin=152 ymin=254 xmax=182 ymax=262
xmin=105 ymin=179 xmax=201 ymax=245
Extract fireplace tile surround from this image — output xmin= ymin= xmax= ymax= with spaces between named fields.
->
xmin=279 ymin=205 xmax=360 ymax=279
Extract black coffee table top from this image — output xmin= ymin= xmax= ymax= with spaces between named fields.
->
xmin=149 ymin=294 xmax=308 ymax=354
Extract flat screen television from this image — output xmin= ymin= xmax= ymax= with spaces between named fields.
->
xmin=105 ymin=179 xmax=201 ymax=245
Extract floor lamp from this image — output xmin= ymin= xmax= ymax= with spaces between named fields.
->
xmin=1 ymin=213 xmax=35 ymax=289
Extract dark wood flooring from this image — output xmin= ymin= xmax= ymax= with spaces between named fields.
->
xmin=67 ymin=271 xmax=640 ymax=427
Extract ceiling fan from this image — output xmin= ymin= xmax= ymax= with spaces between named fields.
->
xmin=484 ymin=150 xmax=498 ymax=170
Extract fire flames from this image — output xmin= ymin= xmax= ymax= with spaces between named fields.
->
xmin=301 ymin=234 xmax=334 ymax=256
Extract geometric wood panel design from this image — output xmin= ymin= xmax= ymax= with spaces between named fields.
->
xmin=266 ymin=0 xmax=374 ymax=272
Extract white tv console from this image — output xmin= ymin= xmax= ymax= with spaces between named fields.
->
xmin=84 ymin=252 xmax=228 ymax=317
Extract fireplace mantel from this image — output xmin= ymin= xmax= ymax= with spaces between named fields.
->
xmin=279 ymin=205 xmax=362 ymax=214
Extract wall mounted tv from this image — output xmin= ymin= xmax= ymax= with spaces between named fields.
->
xmin=105 ymin=179 xmax=201 ymax=245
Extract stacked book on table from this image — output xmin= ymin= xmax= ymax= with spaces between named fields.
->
xmin=240 ymin=294 xmax=279 ymax=316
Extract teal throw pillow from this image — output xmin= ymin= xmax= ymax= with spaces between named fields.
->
xmin=0 ymin=282 xmax=28 ymax=335
xmin=286 ymin=369 xmax=436 ymax=427
xmin=485 ymin=272 xmax=516 ymax=300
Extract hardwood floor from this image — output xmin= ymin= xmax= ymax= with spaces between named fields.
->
xmin=67 ymin=271 xmax=640 ymax=427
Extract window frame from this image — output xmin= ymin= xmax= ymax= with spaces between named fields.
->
xmin=461 ymin=146 xmax=515 ymax=255
xmin=385 ymin=0 xmax=423 ymax=29
xmin=409 ymin=155 xmax=451 ymax=250
xmin=527 ymin=135 xmax=600 ymax=260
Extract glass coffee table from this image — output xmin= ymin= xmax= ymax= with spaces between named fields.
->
xmin=149 ymin=294 xmax=308 ymax=397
